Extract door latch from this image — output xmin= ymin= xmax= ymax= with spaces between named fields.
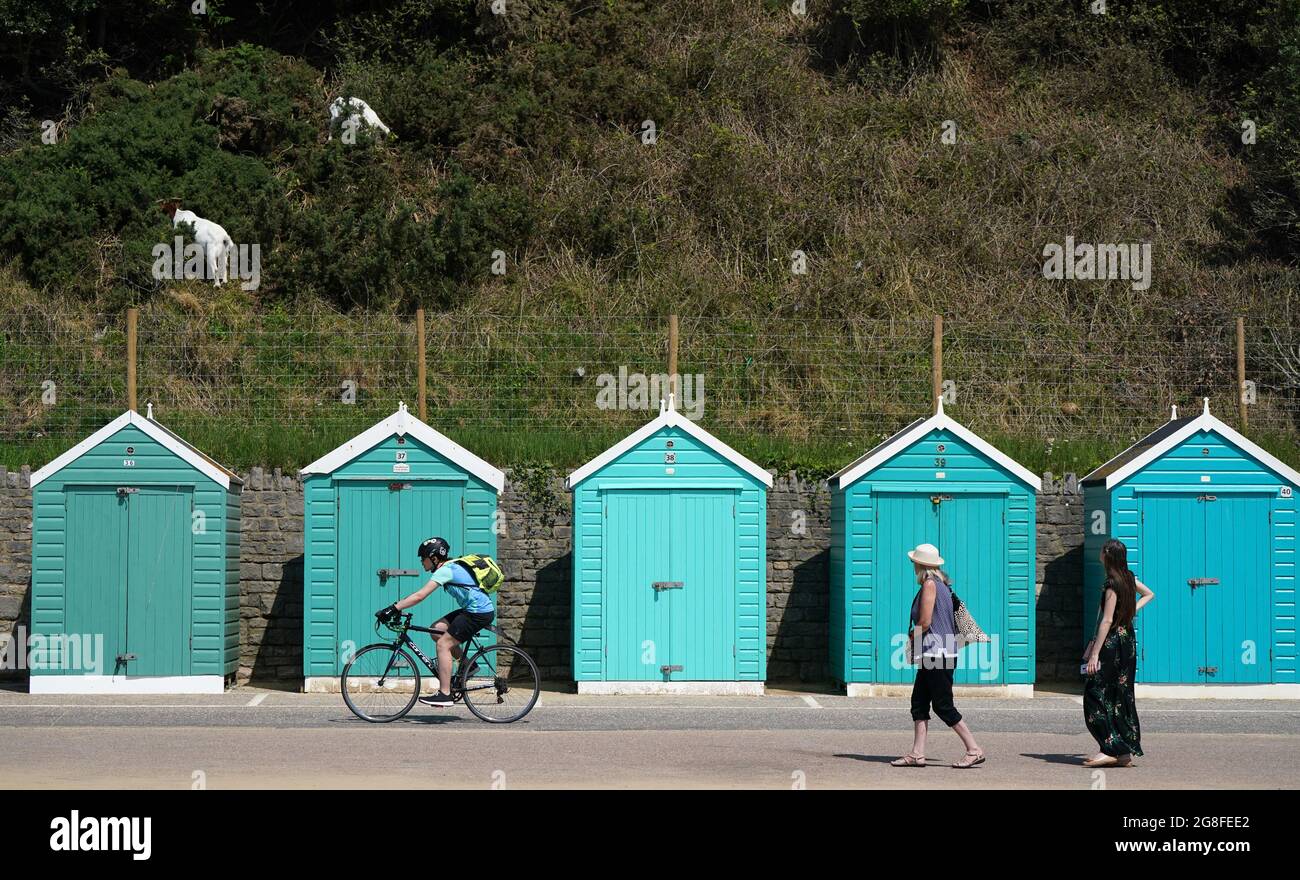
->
xmin=116 ymin=653 xmax=137 ymax=662
xmin=660 ymin=665 xmax=683 ymax=674
xmin=652 ymin=581 xmax=684 ymax=591
xmin=1198 ymin=666 xmax=1218 ymax=676
xmin=930 ymin=494 xmax=952 ymax=504
xmin=116 ymin=487 xmax=138 ymax=497
xmin=1188 ymin=578 xmax=1220 ymax=589
xmin=377 ymin=568 xmax=421 ymax=581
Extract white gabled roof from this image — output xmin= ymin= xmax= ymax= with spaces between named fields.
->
xmin=31 ymin=405 xmax=242 ymax=489
xmin=566 ymin=395 xmax=774 ymax=490
xmin=1084 ymin=398 xmax=1300 ymax=490
xmin=300 ymin=403 xmax=505 ymax=494
xmin=829 ymin=398 xmax=1041 ymax=491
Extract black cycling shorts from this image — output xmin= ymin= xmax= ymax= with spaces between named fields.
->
xmin=439 ymin=608 xmax=494 ymax=643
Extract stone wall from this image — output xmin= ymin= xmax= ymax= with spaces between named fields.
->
xmin=1035 ymin=474 xmax=1086 ymax=681
xmin=0 ymin=465 xmax=1086 ymax=685
xmin=0 ymin=467 xmax=33 ymax=679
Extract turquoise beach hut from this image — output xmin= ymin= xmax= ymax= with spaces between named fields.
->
xmin=828 ymin=399 xmax=1041 ymax=696
xmin=1083 ymin=399 xmax=1300 ymax=696
xmin=567 ymin=395 xmax=773 ymax=694
xmin=299 ymin=403 xmax=504 ymax=691
xmin=29 ymin=405 xmax=242 ymax=693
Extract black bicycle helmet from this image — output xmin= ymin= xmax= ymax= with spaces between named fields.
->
xmin=417 ymin=536 xmax=450 ymax=561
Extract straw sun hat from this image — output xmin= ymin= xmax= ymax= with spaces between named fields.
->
xmin=907 ymin=543 xmax=944 ymax=568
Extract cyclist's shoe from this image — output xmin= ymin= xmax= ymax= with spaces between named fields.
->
xmin=418 ymin=692 xmax=455 ymax=707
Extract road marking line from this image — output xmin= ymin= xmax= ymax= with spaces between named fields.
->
xmin=800 ymin=695 xmax=822 ymax=708
xmin=2 ymin=703 xmax=1298 ymax=713
xmin=246 ymin=694 xmax=268 ymax=707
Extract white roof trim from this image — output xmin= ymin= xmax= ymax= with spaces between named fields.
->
xmin=299 ymin=402 xmax=505 ymax=494
xmin=566 ymin=394 xmax=773 ymax=489
xmin=830 ymin=397 xmax=1041 ymax=491
xmin=1091 ymin=398 xmax=1300 ymax=490
xmin=31 ymin=410 xmax=236 ymax=489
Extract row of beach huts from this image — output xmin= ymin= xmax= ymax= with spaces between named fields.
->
xmin=23 ymin=394 xmax=1299 ymax=697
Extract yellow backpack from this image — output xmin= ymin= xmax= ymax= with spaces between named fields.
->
xmin=451 ymin=554 xmax=504 ymax=594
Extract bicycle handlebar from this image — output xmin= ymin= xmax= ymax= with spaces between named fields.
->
xmin=377 ymin=612 xmax=413 ymax=635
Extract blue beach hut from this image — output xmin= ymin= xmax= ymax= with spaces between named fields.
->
xmin=567 ymin=395 xmax=773 ymax=693
xmin=29 ymin=405 xmax=242 ymax=693
xmin=299 ymin=403 xmax=504 ymax=690
xmin=1082 ymin=399 xmax=1299 ymax=696
xmin=828 ymin=399 xmax=1041 ymax=695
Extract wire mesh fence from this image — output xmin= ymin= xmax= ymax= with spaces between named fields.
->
xmin=1 ymin=311 xmax=1298 ymax=467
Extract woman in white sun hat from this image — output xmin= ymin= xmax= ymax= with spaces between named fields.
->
xmin=891 ymin=543 xmax=986 ymax=769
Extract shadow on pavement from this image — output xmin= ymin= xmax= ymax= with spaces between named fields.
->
xmin=833 ymin=754 xmax=900 ymax=764
xmin=1021 ymin=753 xmax=1086 ymax=765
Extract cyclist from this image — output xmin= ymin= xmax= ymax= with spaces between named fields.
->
xmin=376 ymin=537 xmax=500 ymax=707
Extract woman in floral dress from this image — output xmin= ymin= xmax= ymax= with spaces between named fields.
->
xmin=1083 ymin=539 xmax=1155 ymax=767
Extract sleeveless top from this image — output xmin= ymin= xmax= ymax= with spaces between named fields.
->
xmin=1096 ymin=579 xmax=1136 ymax=638
xmin=911 ymin=574 xmax=958 ymax=657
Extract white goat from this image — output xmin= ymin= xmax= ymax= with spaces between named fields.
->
xmin=328 ymin=97 xmax=394 ymax=141
xmin=160 ymin=199 xmax=235 ymax=286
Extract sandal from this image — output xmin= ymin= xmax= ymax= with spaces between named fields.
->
xmin=952 ymin=751 xmax=985 ymax=769
xmin=890 ymin=753 xmax=927 ymax=767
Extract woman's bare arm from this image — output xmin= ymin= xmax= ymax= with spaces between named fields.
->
xmin=1134 ymin=578 xmax=1155 ymax=613
xmin=916 ymin=578 xmax=937 ymax=630
xmin=1087 ymin=589 xmax=1117 ymax=672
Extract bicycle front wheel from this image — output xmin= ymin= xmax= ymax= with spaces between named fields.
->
xmin=341 ymin=643 xmax=421 ymax=722
xmin=460 ymin=644 xmax=540 ymax=723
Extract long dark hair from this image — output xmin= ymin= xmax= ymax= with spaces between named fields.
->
xmin=1101 ymin=539 xmax=1138 ymax=628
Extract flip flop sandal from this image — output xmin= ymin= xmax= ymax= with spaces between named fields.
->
xmin=890 ymin=754 xmax=927 ymax=767
xmin=952 ymin=753 xmax=986 ymax=769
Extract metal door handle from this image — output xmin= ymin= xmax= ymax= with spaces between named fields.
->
xmin=660 ymin=665 xmax=683 ymax=673
xmin=1188 ymin=578 xmax=1220 ymax=588
xmin=652 ymin=581 xmax=683 ymax=591
xmin=378 ymin=568 xmax=422 ymax=579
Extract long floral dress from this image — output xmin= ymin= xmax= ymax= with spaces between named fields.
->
xmin=1083 ymin=591 xmax=1144 ymax=758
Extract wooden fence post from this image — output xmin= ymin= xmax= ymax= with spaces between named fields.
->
xmin=1237 ymin=316 xmax=1248 ymax=430
xmin=932 ymin=315 xmax=943 ymax=410
xmin=127 ymin=307 xmax=138 ymax=412
xmin=417 ymin=307 xmax=427 ymax=422
xmin=668 ymin=314 xmax=679 ymax=403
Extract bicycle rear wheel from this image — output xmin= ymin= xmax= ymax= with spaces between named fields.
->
xmin=460 ymin=644 xmax=540 ymax=723
xmin=341 ymin=644 xmax=421 ymax=722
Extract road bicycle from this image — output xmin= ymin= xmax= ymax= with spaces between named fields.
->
xmin=341 ymin=612 xmax=540 ymax=723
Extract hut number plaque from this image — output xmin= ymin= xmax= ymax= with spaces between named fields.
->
xmin=665 ymin=452 xmax=677 ymax=464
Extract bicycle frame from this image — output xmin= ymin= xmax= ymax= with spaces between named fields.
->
xmin=374 ymin=615 xmax=511 ymax=695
